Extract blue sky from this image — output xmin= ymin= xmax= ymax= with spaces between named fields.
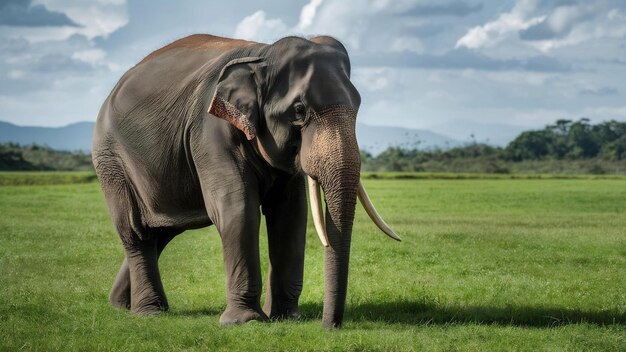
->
xmin=1 ymin=0 xmax=625 ymax=144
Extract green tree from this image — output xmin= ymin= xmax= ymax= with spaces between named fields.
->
xmin=600 ymin=135 xmax=626 ymax=160
xmin=566 ymin=118 xmax=600 ymax=158
xmin=504 ymin=130 xmax=553 ymax=161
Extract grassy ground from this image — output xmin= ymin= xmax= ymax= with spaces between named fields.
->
xmin=412 ymin=158 xmax=626 ymax=175
xmin=0 ymin=175 xmax=624 ymax=351
xmin=360 ymin=172 xmax=626 ymax=180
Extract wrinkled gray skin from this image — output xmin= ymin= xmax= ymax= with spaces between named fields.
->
xmin=92 ymin=34 xmax=361 ymax=329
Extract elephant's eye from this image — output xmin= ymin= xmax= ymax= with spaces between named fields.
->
xmin=294 ymin=102 xmax=306 ymax=117
xmin=292 ymin=102 xmax=307 ymax=126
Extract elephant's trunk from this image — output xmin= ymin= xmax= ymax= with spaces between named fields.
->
xmin=300 ymin=105 xmax=360 ymax=328
xmin=319 ymin=170 xmax=359 ymax=328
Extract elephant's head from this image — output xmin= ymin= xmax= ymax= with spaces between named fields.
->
xmin=208 ymin=36 xmax=400 ymax=328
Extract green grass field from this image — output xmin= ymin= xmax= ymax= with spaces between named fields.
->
xmin=0 ymin=174 xmax=624 ymax=351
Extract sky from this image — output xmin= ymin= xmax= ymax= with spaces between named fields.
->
xmin=0 ymin=0 xmax=625 ymax=144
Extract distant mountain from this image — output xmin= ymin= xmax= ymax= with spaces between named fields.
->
xmin=356 ymin=123 xmax=461 ymax=155
xmin=0 ymin=120 xmax=465 ymax=154
xmin=0 ymin=121 xmax=94 ymax=151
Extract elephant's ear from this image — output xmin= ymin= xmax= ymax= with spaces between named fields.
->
xmin=208 ymin=57 xmax=265 ymax=140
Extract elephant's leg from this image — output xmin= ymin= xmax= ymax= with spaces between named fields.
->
xmin=262 ymin=175 xmax=307 ymax=319
xmin=124 ymin=237 xmax=169 ymax=314
xmin=206 ymin=186 xmax=267 ymax=325
xmin=98 ymin=157 xmax=173 ymax=314
xmin=109 ymin=233 xmax=178 ymax=310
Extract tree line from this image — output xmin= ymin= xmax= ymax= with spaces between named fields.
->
xmin=503 ymin=119 xmax=625 ymax=161
xmin=1 ymin=119 xmax=625 ymax=173
xmin=0 ymin=143 xmax=92 ymax=171
xmin=361 ymin=119 xmax=626 ymax=174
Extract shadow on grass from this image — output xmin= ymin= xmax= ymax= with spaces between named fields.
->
xmin=299 ymin=300 xmax=625 ymax=327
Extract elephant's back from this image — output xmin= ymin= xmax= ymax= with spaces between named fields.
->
xmin=138 ymin=34 xmax=258 ymax=65
xmin=108 ymin=50 xmax=212 ymax=120
xmin=104 ymin=34 xmax=261 ymax=124
xmin=93 ymin=34 xmax=258 ymax=175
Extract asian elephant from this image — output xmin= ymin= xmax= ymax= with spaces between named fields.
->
xmin=92 ymin=34 xmax=400 ymax=329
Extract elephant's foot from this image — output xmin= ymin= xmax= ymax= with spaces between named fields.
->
xmin=130 ymin=292 xmax=169 ymax=315
xmin=109 ymin=289 xmax=130 ymax=310
xmin=263 ymin=299 xmax=301 ymax=320
xmin=131 ymin=301 xmax=168 ymax=315
xmin=269 ymin=307 xmax=301 ymax=320
xmin=219 ymin=304 xmax=268 ymax=325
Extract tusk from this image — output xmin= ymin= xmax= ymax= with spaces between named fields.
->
xmin=307 ymin=176 xmax=329 ymax=247
xmin=357 ymin=181 xmax=402 ymax=242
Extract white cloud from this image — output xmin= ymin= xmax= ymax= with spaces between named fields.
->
xmin=233 ymin=0 xmax=370 ymax=48
xmin=390 ymin=36 xmax=424 ymax=54
xmin=232 ymin=0 xmax=476 ymax=53
xmin=353 ymin=68 xmax=393 ymax=92
xmin=456 ymin=0 xmax=544 ymax=49
xmin=546 ymin=4 xmax=590 ymax=33
xmin=0 ymin=0 xmax=128 ymax=42
xmin=234 ymin=0 xmax=325 ymax=43
xmin=7 ymin=70 xmax=25 ymax=79
xmin=36 ymin=0 xmax=128 ymax=39
xmin=0 ymin=25 xmax=76 ymax=43
xmin=497 ymin=71 xmax=550 ymax=86
xmin=298 ymin=1 xmax=371 ymax=49
xmin=528 ymin=6 xmax=626 ymax=52
xmin=71 ymin=49 xmax=106 ymax=65
xmin=234 ymin=10 xmax=287 ymax=42
xmin=296 ymin=0 xmax=323 ymax=31
xmin=457 ymin=1 xmax=626 ymax=54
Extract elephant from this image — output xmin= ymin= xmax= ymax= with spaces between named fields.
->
xmin=92 ymin=34 xmax=400 ymax=329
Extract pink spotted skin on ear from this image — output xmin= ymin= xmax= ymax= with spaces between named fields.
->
xmin=208 ymin=97 xmax=256 ymax=140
